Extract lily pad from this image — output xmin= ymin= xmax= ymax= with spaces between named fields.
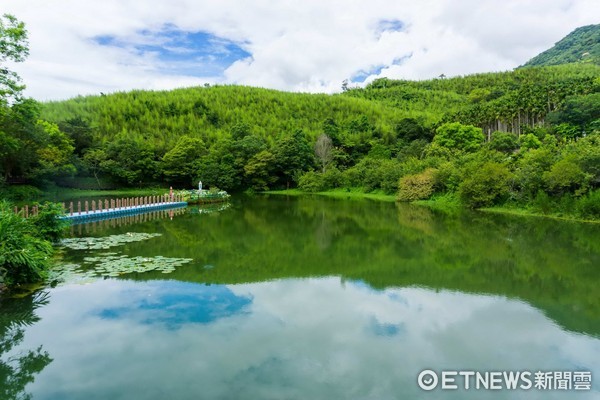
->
xmin=50 ymin=254 xmax=194 ymax=285
xmin=60 ymin=232 xmax=162 ymax=250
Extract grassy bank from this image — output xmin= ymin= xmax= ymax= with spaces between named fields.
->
xmin=264 ymin=189 xmax=600 ymax=223
xmin=479 ymin=206 xmax=600 ymax=224
xmin=263 ymin=188 xmax=396 ymax=202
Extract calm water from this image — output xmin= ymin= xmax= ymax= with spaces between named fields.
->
xmin=1 ymin=195 xmax=599 ymax=399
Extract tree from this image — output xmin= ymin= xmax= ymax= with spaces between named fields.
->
xmin=314 ymin=134 xmax=333 ymax=172
xmin=547 ymin=93 xmax=600 ymax=135
xmin=59 ymin=117 xmax=94 ymax=156
xmin=82 ymin=149 xmax=108 ymax=189
xmin=458 ymin=162 xmax=513 ymax=208
xmin=433 ymin=122 xmax=485 ymax=153
xmin=0 ymin=14 xmax=29 ymax=103
xmin=273 ymin=130 xmax=313 ymax=188
xmin=395 ymin=118 xmax=431 ymax=142
xmin=244 ymin=150 xmax=276 ymax=191
xmin=162 ymin=136 xmax=206 ymax=186
xmin=32 ymin=120 xmax=76 ymax=179
xmin=489 ymin=131 xmax=518 ymax=153
xmin=543 ymin=156 xmax=589 ymax=195
xmin=102 ymin=137 xmax=158 ymax=186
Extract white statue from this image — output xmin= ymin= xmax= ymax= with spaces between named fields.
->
xmin=198 ymin=180 xmax=202 ymax=192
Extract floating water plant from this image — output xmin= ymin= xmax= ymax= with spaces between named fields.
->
xmin=48 ymin=263 xmax=97 ymax=284
xmin=60 ymin=232 xmax=162 ymax=250
xmin=50 ymin=254 xmax=194 ymax=284
xmin=84 ymin=255 xmax=193 ymax=276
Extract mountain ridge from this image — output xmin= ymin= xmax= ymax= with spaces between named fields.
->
xmin=521 ymin=24 xmax=600 ymax=67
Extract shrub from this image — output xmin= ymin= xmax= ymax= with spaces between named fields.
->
xmin=0 ymin=185 xmax=43 ymax=201
xmin=298 ymin=171 xmax=324 ymax=192
xmin=543 ymin=157 xmax=589 ymax=195
xmin=397 ymin=168 xmax=437 ymax=201
xmin=458 ymin=162 xmax=513 ymax=208
xmin=321 ymin=167 xmax=346 ymax=189
xmin=0 ymin=201 xmax=53 ymax=287
xmin=531 ymin=190 xmax=554 ymax=215
xmin=576 ymin=190 xmax=600 ymax=219
xmin=29 ymin=202 xmax=70 ymax=243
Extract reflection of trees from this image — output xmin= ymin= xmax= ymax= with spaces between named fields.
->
xmin=64 ymin=195 xmax=600 ymax=336
xmin=0 ymin=291 xmax=53 ymax=400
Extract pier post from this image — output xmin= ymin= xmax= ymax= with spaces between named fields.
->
xmin=85 ymin=201 xmax=89 ymax=214
xmin=92 ymin=200 xmax=96 ymax=212
xmin=69 ymin=202 xmax=73 ymax=215
xmin=77 ymin=201 xmax=81 ymax=214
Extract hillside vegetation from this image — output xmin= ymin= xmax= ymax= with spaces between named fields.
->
xmin=521 ymin=24 xmax=600 ymax=67
xmin=2 ymin=14 xmax=600 ymax=220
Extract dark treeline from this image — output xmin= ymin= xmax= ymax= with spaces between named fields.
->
xmin=1 ymin=13 xmax=599 ymax=219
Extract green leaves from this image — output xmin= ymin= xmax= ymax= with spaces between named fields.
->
xmin=50 ymin=254 xmax=193 ymax=283
xmin=52 ymin=232 xmax=193 ymax=284
xmin=162 ymin=136 xmax=206 ymax=185
xmin=433 ymin=122 xmax=485 ymax=154
xmin=60 ymin=232 xmax=162 ymax=250
xmin=0 ymin=14 xmax=28 ymax=102
xmin=0 ymin=200 xmax=54 ymax=286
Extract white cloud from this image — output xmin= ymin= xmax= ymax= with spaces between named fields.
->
xmin=20 ymin=278 xmax=599 ymax=399
xmin=2 ymin=0 xmax=598 ymax=100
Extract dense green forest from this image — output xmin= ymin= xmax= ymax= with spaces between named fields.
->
xmin=1 ymin=15 xmax=600 ymax=219
xmin=522 ymin=24 xmax=600 ymax=67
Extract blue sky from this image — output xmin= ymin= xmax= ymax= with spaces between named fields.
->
xmin=95 ymin=27 xmax=252 ymax=78
xmin=4 ymin=0 xmax=599 ymax=100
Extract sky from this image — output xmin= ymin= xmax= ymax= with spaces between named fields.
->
xmin=3 ymin=0 xmax=599 ymax=100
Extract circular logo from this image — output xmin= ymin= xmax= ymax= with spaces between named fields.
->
xmin=418 ymin=370 xmax=439 ymax=391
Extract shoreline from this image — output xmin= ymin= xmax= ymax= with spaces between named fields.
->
xmin=264 ymin=189 xmax=599 ymax=223
xmin=262 ymin=188 xmax=396 ymax=202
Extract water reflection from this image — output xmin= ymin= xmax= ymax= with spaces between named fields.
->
xmin=97 ymin=281 xmax=252 ymax=329
xmin=4 ymin=195 xmax=597 ymax=399
xmin=61 ymin=195 xmax=599 ymax=337
xmin=9 ymin=278 xmax=600 ymax=400
xmin=0 ymin=291 xmax=53 ymax=400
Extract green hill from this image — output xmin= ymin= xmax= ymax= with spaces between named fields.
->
xmin=4 ymin=55 xmax=599 ymax=220
xmin=41 ymin=86 xmax=412 ymax=150
xmin=41 ymin=64 xmax=599 ymax=149
xmin=522 ymin=24 xmax=600 ymax=67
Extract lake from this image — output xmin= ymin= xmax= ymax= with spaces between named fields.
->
xmin=1 ymin=195 xmax=599 ymax=399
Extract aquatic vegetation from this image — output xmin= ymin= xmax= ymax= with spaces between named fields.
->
xmin=60 ymin=232 xmax=162 ymax=250
xmin=84 ymin=255 xmax=193 ymax=276
xmin=50 ymin=254 xmax=193 ymax=284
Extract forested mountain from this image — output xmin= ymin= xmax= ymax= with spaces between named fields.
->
xmin=41 ymin=86 xmax=408 ymax=150
xmin=41 ymin=64 xmax=599 ymax=148
xmin=522 ymin=24 xmax=600 ymax=67
xmin=2 ymin=14 xmax=600 ymax=219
